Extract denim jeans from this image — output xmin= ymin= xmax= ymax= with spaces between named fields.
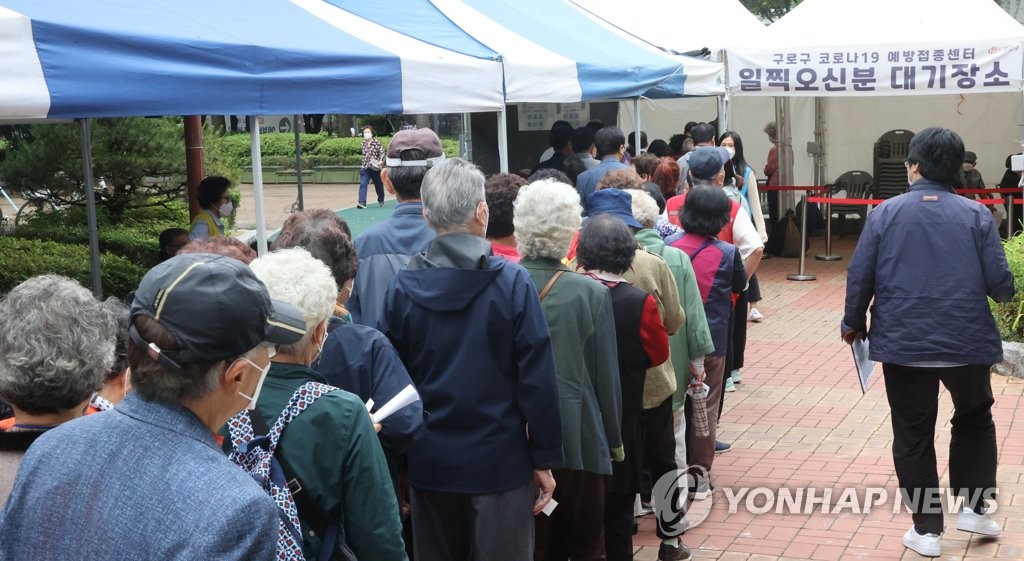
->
xmin=358 ymin=168 xmax=384 ymax=205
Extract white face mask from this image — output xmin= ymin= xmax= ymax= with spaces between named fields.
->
xmin=724 ymin=146 xmax=736 ymax=159
xmin=218 ymin=201 xmax=234 ymax=217
xmin=363 ymin=131 xmax=372 ymax=139
xmin=237 ymin=358 xmax=272 ymax=411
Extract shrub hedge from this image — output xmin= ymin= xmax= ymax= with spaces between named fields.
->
xmin=209 ymin=133 xmax=460 ymax=171
xmin=0 ymin=237 xmax=147 ymax=299
xmin=992 ymin=233 xmax=1024 ymax=342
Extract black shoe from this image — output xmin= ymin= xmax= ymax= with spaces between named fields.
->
xmin=715 ymin=440 xmax=731 ymax=454
xmin=356 ymin=203 xmax=366 ymax=209
xmin=658 ymin=538 xmax=692 ymax=561
xmin=687 ymin=479 xmax=712 ymax=500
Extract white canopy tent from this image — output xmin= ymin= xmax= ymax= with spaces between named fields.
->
xmin=726 ymin=0 xmax=1024 ymax=188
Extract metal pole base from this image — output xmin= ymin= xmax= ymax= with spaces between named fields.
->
xmin=786 ymin=273 xmax=817 ymax=281
xmin=815 ymin=254 xmax=843 ymax=261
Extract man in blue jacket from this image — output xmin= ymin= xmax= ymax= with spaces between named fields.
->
xmin=380 ymin=157 xmax=563 ymax=561
xmin=843 ymin=127 xmax=1014 ymax=558
xmin=348 ymin=128 xmax=443 ymax=328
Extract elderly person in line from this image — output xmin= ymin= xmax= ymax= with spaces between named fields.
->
xmin=1 ymin=253 xmax=307 ymax=559
xmin=0 ymin=276 xmax=117 ymax=501
xmin=274 ymin=209 xmax=423 ymax=511
xmin=380 ymin=158 xmax=562 ymax=561
xmin=245 ymin=247 xmax=408 ymax=561
xmin=629 ymin=189 xmax=715 ymax=483
xmin=87 ymin=297 xmax=133 ymax=413
xmin=516 ymin=179 xmax=623 ymax=561
xmin=485 ymin=173 xmax=527 ymax=262
xmin=576 ymin=215 xmax=675 ymax=561
xmin=180 ymin=236 xmax=257 ymax=264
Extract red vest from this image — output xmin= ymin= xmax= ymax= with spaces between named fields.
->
xmin=665 ymin=193 xmax=740 ymax=244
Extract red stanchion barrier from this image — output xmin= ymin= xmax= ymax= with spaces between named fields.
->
xmin=758 ymin=185 xmax=830 ymax=192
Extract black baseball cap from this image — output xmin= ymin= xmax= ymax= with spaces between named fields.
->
xmin=129 ymin=253 xmax=305 ymax=370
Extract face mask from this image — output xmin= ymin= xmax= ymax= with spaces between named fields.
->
xmin=363 ymin=131 xmax=372 ymax=139
xmin=218 ymin=201 xmax=234 ymax=217
xmin=724 ymin=146 xmax=736 ymax=159
xmin=237 ymin=358 xmax=272 ymax=411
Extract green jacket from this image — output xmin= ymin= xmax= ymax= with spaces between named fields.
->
xmin=247 ymin=362 xmax=408 ymax=561
xmin=521 ymin=257 xmax=623 ymax=475
xmin=635 ymin=229 xmax=715 ymax=409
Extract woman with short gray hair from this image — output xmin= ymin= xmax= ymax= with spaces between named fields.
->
xmin=0 ymin=275 xmax=116 ymax=501
xmin=246 ymin=247 xmax=408 ymax=561
xmin=515 ymin=180 xmax=623 ymax=561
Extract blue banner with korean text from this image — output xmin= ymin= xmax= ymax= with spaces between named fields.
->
xmin=728 ymin=43 xmax=1023 ymax=96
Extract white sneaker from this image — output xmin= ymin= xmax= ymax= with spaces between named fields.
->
xmin=723 ymin=377 xmax=736 ymax=393
xmin=902 ymin=527 xmax=941 ymax=557
xmin=731 ymin=369 xmax=742 ymax=384
xmin=957 ymin=507 xmax=1001 ymax=536
xmin=749 ymin=308 xmax=764 ymax=322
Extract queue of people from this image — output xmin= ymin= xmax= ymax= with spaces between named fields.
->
xmin=0 ymin=123 xmax=1007 ymax=561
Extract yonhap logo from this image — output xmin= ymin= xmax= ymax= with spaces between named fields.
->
xmin=652 ymin=467 xmax=714 ymax=535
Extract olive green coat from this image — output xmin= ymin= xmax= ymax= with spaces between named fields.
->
xmin=522 ymin=257 xmax=623 ymax=475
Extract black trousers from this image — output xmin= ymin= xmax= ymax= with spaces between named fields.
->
xmin=641 ymin=397 xmax=679 ymax=540
xmin=535 ymin=469 xmax=605 ymax=561
xmin=411 ymin=481 xmax=535 ymax=561
xmin=767 ymin=189 xmax=781 ymax=225
xmin=731 ymin=289 xmax=749 ymax=371
xmin=882 ymin=363 xmax=998 ymax=535
xmin=604 ymin=491 xmax=635 ymax=561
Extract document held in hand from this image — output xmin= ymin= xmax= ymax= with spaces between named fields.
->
xmin=851 ymin=337 xmax=874 ymax=394
xmin=370 ymin=385 xmax=420 ymax=424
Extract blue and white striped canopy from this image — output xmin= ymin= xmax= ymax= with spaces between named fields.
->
xmin=0 ymin=0 xmax=506 ymax=120
xmin=325 ymin=0 xmax=725 ymax=102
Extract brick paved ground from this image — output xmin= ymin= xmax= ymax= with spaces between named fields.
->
xmin=635 ymin=235 xmax=1024 ymax=561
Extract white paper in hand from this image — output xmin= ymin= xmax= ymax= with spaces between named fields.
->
xmin=370 ymin=385 xmax=420 ymax=424
xmin=541 ymin=498 xmax=558 ymax=516
xmin=852 ymin=337 xmax=874 ymax=394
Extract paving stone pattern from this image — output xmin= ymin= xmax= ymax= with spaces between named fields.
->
xmin=634 ymin=237 xmax=1024 ymax=560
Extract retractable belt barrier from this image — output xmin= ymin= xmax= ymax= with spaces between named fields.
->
xmin=759 ymin=186 xmax=829 ymax=281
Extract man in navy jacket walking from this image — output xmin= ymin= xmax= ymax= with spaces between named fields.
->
xmin=843 ymin=127 xmax=1014 ymax=558
xmin=381 ymin=157 xmax=563 ymax=561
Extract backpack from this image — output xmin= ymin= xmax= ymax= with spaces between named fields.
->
xmin=227 ymin=381 xmax=341 ymax=561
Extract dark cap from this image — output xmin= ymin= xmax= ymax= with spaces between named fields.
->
xmin=586 ymin=189 xmax=643 ymax=230
xmin=964 ymin=151 xmax=978 ymax=164
xmin=385 ymin=128 xmax=446 ymax=168
xmin=689 ymin=146 xmax=727 ymax=180
xmin=129 ymin=253 xmax=306 ymax=369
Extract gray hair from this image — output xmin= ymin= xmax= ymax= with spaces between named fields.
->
xmin=691 ymin=177 xmax=717 ymax=190
xmin=513 ymin=179 xmax=582 ymax=260
xmin=628 ymin=189 xmax=660 ymax=229
xmin=0 ymin=275 xmax=115 ymax=414
xmin=421 ymin=158 xmax=486 ymax=232
xmin=250 ymin=247 xmax=337 ymax=356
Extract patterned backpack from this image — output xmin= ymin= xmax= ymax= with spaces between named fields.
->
xmin=227 ymin=381 xmax=338 ymax=561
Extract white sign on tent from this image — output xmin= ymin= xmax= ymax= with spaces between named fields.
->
xmin=729 ymin=42 xmax=1023 ymax=96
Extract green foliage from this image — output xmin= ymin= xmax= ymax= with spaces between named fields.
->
xmin=209 ymin=132 xmax=461 ymax=173
xmin=739 ymin=0 xmax=801 ymax=22
xmin=0 ymin=236 xmax=147 ymax=299
xmin=992 ymin=233 xmax=1024 ymax=341
xmin=12 ymin=201 xmax=190 ymax=269
xmin=0 ymin=117 xmax=197 ymax=220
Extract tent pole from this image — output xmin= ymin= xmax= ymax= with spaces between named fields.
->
xmin=78 ymin=118 xmax=103 ymax=298
xmin=498 ymin=105 xmax=509 ymax=173
xmin=248 ymin=117 xmax=269 ymax=255
xmin=721 ymin=49 xmax=732 ymax=132
xmin=462 ymin=113 xmax=473 ymax=161
xmin=633 ymin=97 xmax=642 ymax=155
xmin=293 ymin=115 xmax=304 ymax=211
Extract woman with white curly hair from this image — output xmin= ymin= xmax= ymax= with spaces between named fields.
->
xmin=0 ymin=275 xmax=116 ymax=502
xmin=242 ymin=247 xmax=408 ymax=561
xmin=515 ymin=179 xmax=623 ymax=561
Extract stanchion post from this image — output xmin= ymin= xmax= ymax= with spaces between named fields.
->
xmin=787 ymin=191 xmax=817 ymax=281
xmin=1007 ymin=195 xmax=1014 ymax=239
xmin=815 ymin=200 xmax=842 ymax=261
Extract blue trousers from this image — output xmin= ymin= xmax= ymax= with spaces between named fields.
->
xmin=359 ymin=168 xmax=384 ymax=205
